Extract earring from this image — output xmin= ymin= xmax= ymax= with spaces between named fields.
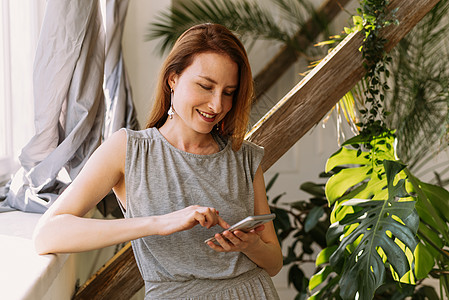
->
xmin=168 ymin=89 xmax=175 ymax=119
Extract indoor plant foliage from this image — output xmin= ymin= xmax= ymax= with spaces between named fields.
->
xmin=385 ymin=0 xmax=449 ymax=171
xmin=267 ymin=173 xmax=332 ymax=299
xmin=147 ymin=0 xmax=318 ymax=55
xmin=307 ymin=1 xmax=449 ymax=299
xmin=311 ymin=130 xmax=449 ymax=300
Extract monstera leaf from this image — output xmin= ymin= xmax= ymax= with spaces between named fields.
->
xmin=325 ymin=131 xmax=397 ymax=206
xmin=320 ymin=131 xmax=420 ymax=300
xmin=328 ymin=160 xmax=418 ymax=300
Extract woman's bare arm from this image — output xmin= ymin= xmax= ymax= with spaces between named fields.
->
xmin=33 ymin=130 xmax=227 ymax=254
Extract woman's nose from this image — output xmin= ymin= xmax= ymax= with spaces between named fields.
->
xmin=208 ymin=92 xmax=223 ymax=113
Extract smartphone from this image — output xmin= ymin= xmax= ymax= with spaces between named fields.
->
xmin=204 ymin=213 xmax=276 ymax=243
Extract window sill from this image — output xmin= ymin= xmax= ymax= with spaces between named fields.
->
xmin=0 ymin=210 xmax=117 ymax=299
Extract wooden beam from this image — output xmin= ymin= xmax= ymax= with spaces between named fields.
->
xmin=253 ymin=0 xmax=352 ymax=100
xmin=246 ymin=0 xmax=441 ymax=171
xmin=73 ymin=243 xmax=143 ymax=300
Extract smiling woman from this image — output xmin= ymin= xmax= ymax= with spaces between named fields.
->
xmin=146 ymin=23 xmax=254 ymax=152
xmin=34 ymin=23 xmax=282 ymax=300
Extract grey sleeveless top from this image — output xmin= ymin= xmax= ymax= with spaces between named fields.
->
xmin=123 ymin=128 xmax=279 ymax=299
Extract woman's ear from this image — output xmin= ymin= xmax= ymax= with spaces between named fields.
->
xmin=168 ymin=72 xmax=177 ymax=90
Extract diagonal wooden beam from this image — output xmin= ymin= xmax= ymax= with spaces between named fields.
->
xmin=73 ymin=0 xmax=440 ymax=298
xmin=253 ymin=0 xmax=352 ymax=100
xmin=73 ymin=243 xmax=143 ymax=300
xmin=246 ymin=0 xmax=441 ymax=171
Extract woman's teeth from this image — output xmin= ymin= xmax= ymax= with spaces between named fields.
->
xmin=198 ymin=111 xmax=214 ymax=119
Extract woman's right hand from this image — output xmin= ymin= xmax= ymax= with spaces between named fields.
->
xmin=156 ymin=205 xmax=230 ymax=236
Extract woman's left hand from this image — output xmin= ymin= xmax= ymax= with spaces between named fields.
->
xmin=206 ymin=225 xmax=265 ymax=252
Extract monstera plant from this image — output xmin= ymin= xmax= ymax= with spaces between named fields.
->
xmin=268 ymin=130 xmax=449 ymax=299
xmin=308 ymin=130 xmax=449 ymax=299
xmin=306 ymin=0 xmax=449 ymax=298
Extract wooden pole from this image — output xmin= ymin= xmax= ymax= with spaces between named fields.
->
xmin=246 ymin=0 xmax=441 ymax=171
xmin=73 ymin=243 xmax=143 ymax=300
xmin=253 ymin=0 xmax=352 ymax=100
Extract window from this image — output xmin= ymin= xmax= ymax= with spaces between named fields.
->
xmin=0 ymin=0 xmax=45 ymax=182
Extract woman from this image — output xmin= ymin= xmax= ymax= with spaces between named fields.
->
xmin=34 ymin=23 xmax=282 ymax=299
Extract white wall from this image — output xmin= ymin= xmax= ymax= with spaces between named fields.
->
xmin=122 ymin=0 xmax=358 ymax=298
xmin=122 ymin=0 xmax=172 ymax=128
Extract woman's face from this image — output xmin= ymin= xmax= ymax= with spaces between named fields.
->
xmin=169 ymin=52 xmax=238 ymax=135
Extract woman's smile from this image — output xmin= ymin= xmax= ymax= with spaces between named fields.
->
xmin=197 ymin=109 xmax=217 ymax=122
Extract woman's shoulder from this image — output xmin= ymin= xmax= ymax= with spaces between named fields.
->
xmin=240 ymin=139 xmax=264 ymax=155
xmin=120 ymin=127 xmax=157 ymax=140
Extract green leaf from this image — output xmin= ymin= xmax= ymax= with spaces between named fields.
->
xmin=304 ymin=206 xmax=325 ymax=233
xmin=316 ymin=245 xmax=338 ymax=266
xmin=341 ymin=134 xmax=373 ymax=146
xmin=325 ymin=132 xmax=397 ymax=206
xmin=415 ymin=199 xmax=441 ymax=231
xmin=418 ymin=181 xmax=449 ymax=223
xmin=418 ymin=222 xmax=443 ymax=257
xmin=414 ymin=242 xmax=435 ymax=280
xmin=271 ymin=193 xmax=286 ymax=205
xmin=326 ymin=147 xmax=368 ymax=173
xmin=309 ymin=266 xmax=333 ymax=290
xmin=300 ymin=182 xmax=325 ymax=197
xmin=266 ymin=173 xmax=279 ymax=192
xmin=328 ymin=159 xmax=419 ymax=300
xmin=272 ymin=207 xmax=291 ymax=233
xmin=325 ymin=166 xmax=371 ymax=205
xmin=288 ymin=265 xmax=308 ymax=293
xmin=308 ymin=275 xmax=340 ymax=300
xmin=331 ymin=199 xmax=418 ymax=300
xmin=383 ymin=160 xmax=409 ymax=198
xmin=353 ymin=15 xmax=363 ymax=24
xmin=326 ymin=221 xmax=345 ymax=245
xmin=406 ymin=172 xmax=449 ymax=243
xmin=414 ymin=285 xmax=440 ymax=300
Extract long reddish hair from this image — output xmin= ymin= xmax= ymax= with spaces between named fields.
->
xmin=145 ymin=23 xmax=253 ymax=151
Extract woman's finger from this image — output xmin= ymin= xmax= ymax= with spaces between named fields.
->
xmin=215 ymin=233 xmax=232 ymax=251
xmin=217 ymin=215 xmax=230 ymax=229
xmin=193 ymin=211 xmax=206 ymax=227
xmin=223 ymin=231 xmax=242 ymax=245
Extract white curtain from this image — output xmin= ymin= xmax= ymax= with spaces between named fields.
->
xmin=2 ymin=0 xmax=138 ymax=213
xmin=103 ymin=0 xmax=139 ymax=140
xmin=0 ymin=0 xmax=45 ymax=182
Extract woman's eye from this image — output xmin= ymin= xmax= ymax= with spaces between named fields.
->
xmin=199 ymin=84 xmax=212 ymax=91
xmin=224 ymin=90 xmax=235 ymax=97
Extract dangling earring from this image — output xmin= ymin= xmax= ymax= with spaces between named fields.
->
xmin=168 ymin=88 xmax=175 ymax=119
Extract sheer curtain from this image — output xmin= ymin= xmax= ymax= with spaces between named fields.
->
xmin=1 ymin=0 xmax=138 ymax=213
xmin=0 ymin=0 xmax=45 ymax=183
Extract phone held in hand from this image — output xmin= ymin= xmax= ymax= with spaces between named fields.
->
xmin=204 ymin=213 xmax=276 ymax=243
